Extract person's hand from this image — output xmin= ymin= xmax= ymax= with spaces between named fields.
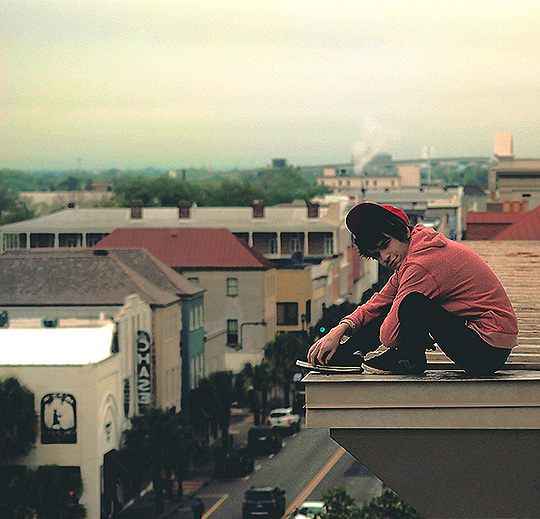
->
xmin=307 ymin=322 xmax=350 ymax=365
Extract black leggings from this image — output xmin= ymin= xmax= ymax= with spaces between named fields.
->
xmin=332 ymin=292 xmax=511 ymax=375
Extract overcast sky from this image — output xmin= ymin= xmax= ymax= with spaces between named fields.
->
xmin=2 ymin=0 xmax=540 ymax=171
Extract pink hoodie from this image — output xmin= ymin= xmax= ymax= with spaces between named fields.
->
xmin=341 ymin=224 xmax=518 ymax=350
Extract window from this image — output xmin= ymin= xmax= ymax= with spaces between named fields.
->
xmin=291 ymin=237 xmax=300 ymax=253
xmin=270 ymin=237 xmax=278 ymax=254
xmin=277 ymin=302 xmax=299 ymax=326
xmin=227 ymin=319 xmax=239 ymax=346
xmin=227 ymin=277 xmax=238 ymax=297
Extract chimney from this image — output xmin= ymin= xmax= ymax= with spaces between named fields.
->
xmin=503 ymin=199 xmax=511 ymax=213
xmin=512 ymin=198 xmax=520 ymax=213
xmin=177 ymin=200 xmax=191 ymax=219
xmin=130 ymin=200 xmax=143 ymax=219
xmin=306 ymin=201 xmax=320 ymax=218
xmin=252 ymin=200 xmax=265 ymax=218
xmin=521 ymin=195 xmax=530 ymax=213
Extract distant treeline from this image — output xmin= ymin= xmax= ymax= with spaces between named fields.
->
xmin=0 ymin=166 xmax=330 ymax=224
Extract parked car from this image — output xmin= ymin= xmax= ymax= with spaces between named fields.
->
xmin=292 ymin=500 xmax=327 ymax=518
xmin=215 ymin=445 xmax=255 ymax=478
xmin=268 ymin=407 xmax=301 ymax=434
xmin=248 ymin=426 xmax=282 ymax=455
xmin=242 ymin=486 xmax=286 ymax=519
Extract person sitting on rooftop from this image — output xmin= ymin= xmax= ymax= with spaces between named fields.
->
xmin=307 ymin=202 xmax=518 ymax=375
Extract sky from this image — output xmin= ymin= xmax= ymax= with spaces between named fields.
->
xmin=2 ymin=0 xmax=540 ymax=172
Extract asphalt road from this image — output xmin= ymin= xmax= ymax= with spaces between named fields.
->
xmin=176 ymin=425 xmax=382 ymax=519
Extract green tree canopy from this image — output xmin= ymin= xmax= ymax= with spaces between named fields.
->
xmin=264 ymin=331 xmax=310 ymax=406
xmin=6 ymin=465 xmax=87 ymax=519
xmin=0 ymin=377 xmax=37 ymax=461
xmin=123 ymin=407 xmax=198 ymax=513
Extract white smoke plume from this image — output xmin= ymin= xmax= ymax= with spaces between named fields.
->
xmin=351 ymin=117 xmax=392 ymax=176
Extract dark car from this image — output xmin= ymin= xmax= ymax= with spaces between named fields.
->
xmin=242 ymin=486 xmax=286 ymax=519
xmin=247 ymin=426 xmax=282 ymax=455
xmin=215 ymin=445 xmax=255 ymax=478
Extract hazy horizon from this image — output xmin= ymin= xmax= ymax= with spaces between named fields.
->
xmin=2 ymin=1 xmax=540 ymax=171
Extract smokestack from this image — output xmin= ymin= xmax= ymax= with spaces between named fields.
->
xmin=130 ymin=200 xmax=143 ymax=219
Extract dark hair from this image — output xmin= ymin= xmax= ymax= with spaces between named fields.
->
xmin=352 ymin=211 xmax=411 ymax=259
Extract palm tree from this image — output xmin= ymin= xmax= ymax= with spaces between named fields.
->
xmin=264 ymin=332 xmax=310 ymax=407
xmin=123 ymin=408 xmax=198 ymax=514
xmin=241 ymin=361 xmax=278 ymax=424
xmin=0 ymin=376 xmax=37 ymax=461
xmin=207 ymin=371 xmax=237 ymax=450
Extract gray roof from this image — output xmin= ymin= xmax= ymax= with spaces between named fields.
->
xmin=1 ymin=248 xmax=203 ymax=299
xmin=0 ymin=205 xmax=338 ymax=234
xmin=0 ymin=249 xmax=185 ymax=307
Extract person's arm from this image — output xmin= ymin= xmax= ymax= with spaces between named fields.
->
xmin=307 ymin=321 xmax=352 ymax=365
xmin=339 ymin=273 xmax=399 ymax=332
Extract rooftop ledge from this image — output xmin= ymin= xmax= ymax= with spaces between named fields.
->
xmin=303 ymin=369 xmax=540 ymax=518
xmin=303 ymin=369 xmax=540 ymax=429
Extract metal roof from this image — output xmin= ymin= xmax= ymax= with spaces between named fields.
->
xmin=494 ymin=207 xmax=540 ymax=240
xmin=95 ymin=228 xmax=275 ymax=269
xmin=0 ymin=205 xmax=337 ymax=233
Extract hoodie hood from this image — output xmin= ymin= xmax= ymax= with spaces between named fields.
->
xmin=406 ymin=224 xmax=447 ymax=257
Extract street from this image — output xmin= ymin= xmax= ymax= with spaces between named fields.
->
xmin=176 ymin=425 xmax=382 ymax=519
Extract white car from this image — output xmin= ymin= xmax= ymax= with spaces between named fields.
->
xmin=292 ymin=501 xmax=327 ymax=518
xmin=268 ymin=407 xmax=301 ymax=434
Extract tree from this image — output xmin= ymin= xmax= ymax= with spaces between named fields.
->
xmin=123 ymin=408 xmax=198 ymax=514
xmin=264 ymin=331 xmax=310 ymax=407
xmin=7 ymin=465 xmax=86 ymax=519
xmin=111 ymin=176 xmax=156 ymax=206
xmin=241 ymin=361 xmax=278 ymax=424
xmin=0 ymin=377 xmax=38 ymax=461
xmin=321 ymin=486 xmax=361 ymax=519
xmin=207 ymin=371 xmax=237 ymax=450
xmin=357 ymin=489 xmax=421 ymax=519
xmin=0 ymin=187 xmax=35 ymax=225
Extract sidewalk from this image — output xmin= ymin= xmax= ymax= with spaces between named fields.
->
xmin=119 ymin=408 xmax=254 ymax=519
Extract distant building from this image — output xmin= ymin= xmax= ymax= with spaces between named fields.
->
xmin=489 ymin=131 xmax=540 ymax=211
xmin=94 ymin=228 xmax=276 ymax=373
xmin=272 ymin=158 xmax=287 ymax=168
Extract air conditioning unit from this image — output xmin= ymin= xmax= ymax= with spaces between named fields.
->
xmin=42 ymin=318 xmax=58 ymax=328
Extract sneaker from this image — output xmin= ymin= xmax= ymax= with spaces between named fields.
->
xmin=361 ymin=348 xmax=426 ymax=375
xmin=295 ymin=359 xmax=364 ymax=374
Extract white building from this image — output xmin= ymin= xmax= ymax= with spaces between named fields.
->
xmin=0 ymin=301 xmax=150 ymax=519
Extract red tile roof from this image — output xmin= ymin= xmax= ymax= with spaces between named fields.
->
xmin=95 ymin=228 xmax=274 ymax=269
xmin=466 ymin=212 xmax=524 ymax=224
xmin=494 ymin=206 xmax=540 ymax=240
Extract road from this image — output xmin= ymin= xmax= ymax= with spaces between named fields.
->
xmin=177 ymin=426 xmax=382 ymax=519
